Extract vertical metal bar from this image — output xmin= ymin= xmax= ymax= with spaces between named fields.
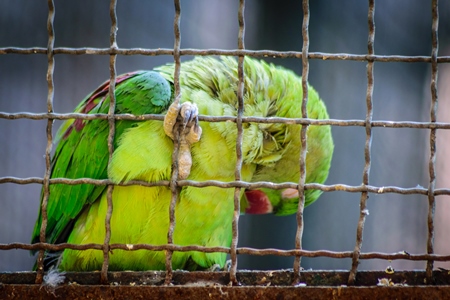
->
xmin=426 ymin=0 xmax=439 ymax=284
xmin=229 ymin=0 xmax=245 ymax=285
xmin=348 ymin=0 xmax=375 ymax=285
xmin=35 ymin=0 xmax=55 ymax=285
xmin=100 ymin=0 xmax=118 ymax=284
xmin=293 ymin=0 xmax=310 ymax=284
xmin=165 ymin=0 xmax=182 ymax=285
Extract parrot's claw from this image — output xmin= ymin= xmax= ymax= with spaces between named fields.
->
xmin=164 ymin=101 xmax=202 ymax=144
xmin=207 ymin=264 xmax=222 ymax=272
xmin=206 ymin=260 xmax=232 ymax=272
xmin=178 ymin=102 xmax=202 ymax=144
xmin=163 ymin=101 xmax=202 ymax=179
xmin=180 ymin=103 xmax=196 ymax=128
xmin=223 ymin=259 xmax=232 ymax=272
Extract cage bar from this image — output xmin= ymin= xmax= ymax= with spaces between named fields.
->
xmin=425 ymin=0 xmax=440 ymax=283
xmin=348 ymin=0 xmax=375 ymax=285
xmin=292 ymin=0 xmax=310 ymax=284
xmin=229 ymin=0 xmax=246 ymax=285
xmin=2 ymin=47 xmax=450 ymax=63
xmin=99 ymin=0 xmax=119 ymax=284
xmin=164 ymin=0 xmax=183 ymax=285
xmin=34 ymin=0 xmax=56 ymax=285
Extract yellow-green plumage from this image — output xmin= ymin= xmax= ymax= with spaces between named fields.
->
xmin=32 ymin=57 xmax=333 ymax=271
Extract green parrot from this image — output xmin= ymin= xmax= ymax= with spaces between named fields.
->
xmin=31 ymin=57 xmax=333 ymax=271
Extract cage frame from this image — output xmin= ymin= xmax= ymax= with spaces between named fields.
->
xmin=1 ymin=0 xmax=450 ymax=298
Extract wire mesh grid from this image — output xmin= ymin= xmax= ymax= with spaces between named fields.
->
xmin=0 ymin=0 xmax=450 ymax=293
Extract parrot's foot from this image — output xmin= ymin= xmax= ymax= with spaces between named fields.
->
xmin=207 ymin=260 xmax=232 ymax=272
xmin=207 ymin=264 xmax=221 ymax=272
xmin=163 ymin=101 xmax=202 ymax=179
xmin=223 ymin=259 xmax=232 ymax=272
xmin=163 ymin=101 xmax=202 ymax=143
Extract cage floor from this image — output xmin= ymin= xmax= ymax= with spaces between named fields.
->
xmin=1 ymin=270 xmax=450 ymax=299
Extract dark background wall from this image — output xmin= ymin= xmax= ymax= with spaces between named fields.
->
xmin=1 ymin=0 xmax=449 ymax=272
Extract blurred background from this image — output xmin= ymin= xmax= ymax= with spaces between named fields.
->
xmin=1 ymin=0 xmax=449 ymax=272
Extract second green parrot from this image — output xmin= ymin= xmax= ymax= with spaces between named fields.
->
xmin=32 ymin=57 xmax=333 ymax=271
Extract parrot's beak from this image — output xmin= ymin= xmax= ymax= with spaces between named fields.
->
xmin=281 ymin=188 xmax=299 ymax=199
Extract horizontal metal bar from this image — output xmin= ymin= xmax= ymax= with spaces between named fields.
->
xmin=1 ymin=47 xmax=450 ymax=63
xmin=2 ymin=242 xmax=450 ymax=262
xmin=3 ymin=112 xmax=450 ymax=130
xmin=3 ymin=176 xmax=450 ymax=196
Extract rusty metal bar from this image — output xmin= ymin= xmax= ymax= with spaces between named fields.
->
xmin=229 ymin=0 xmax=246 ymax=285
xmin=348 ymin=0 xmax=375 ymax=285
xmin=34 ymin=0 xmax=55 ymax=285
xmin=293 ymin=0 xmax=310 ymax=285
xmin=6 ymin=111 xmax=450 ymax=129
xmin=2 ymin=47 xmax=450 ymax=63
xmin=8 ymin=110 xmax=450 ymax=132
xmin=4 ymin=240 xmax=450 ymax=261
xmin=5 ymin=176 xmax=450 ymax=197
xmin=164 ymin=0 xmax=182 ymax=285
xmin=5 ymin=284 xmax=450 ymax=300
xmin=100 ymin=0 xmax=119 ymax=284
xmin=426 ymin=0 xmax=439 ymax=284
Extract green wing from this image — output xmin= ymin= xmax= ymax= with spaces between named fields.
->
xmin=31 ymin=71 xmax=173 ymax=247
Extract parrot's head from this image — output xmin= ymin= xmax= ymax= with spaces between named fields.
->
xmin=242 ymin=188 xmax=302 ymax=216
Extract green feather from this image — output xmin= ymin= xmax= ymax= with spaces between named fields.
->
xmin=32 ymin=71 xmax=172 ymax=246
xmin=32 ymin=57 xmax=333 ymax=271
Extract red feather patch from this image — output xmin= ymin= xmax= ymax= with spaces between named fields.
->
xmin=244 ymin=189 xmax=273 ymax=214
